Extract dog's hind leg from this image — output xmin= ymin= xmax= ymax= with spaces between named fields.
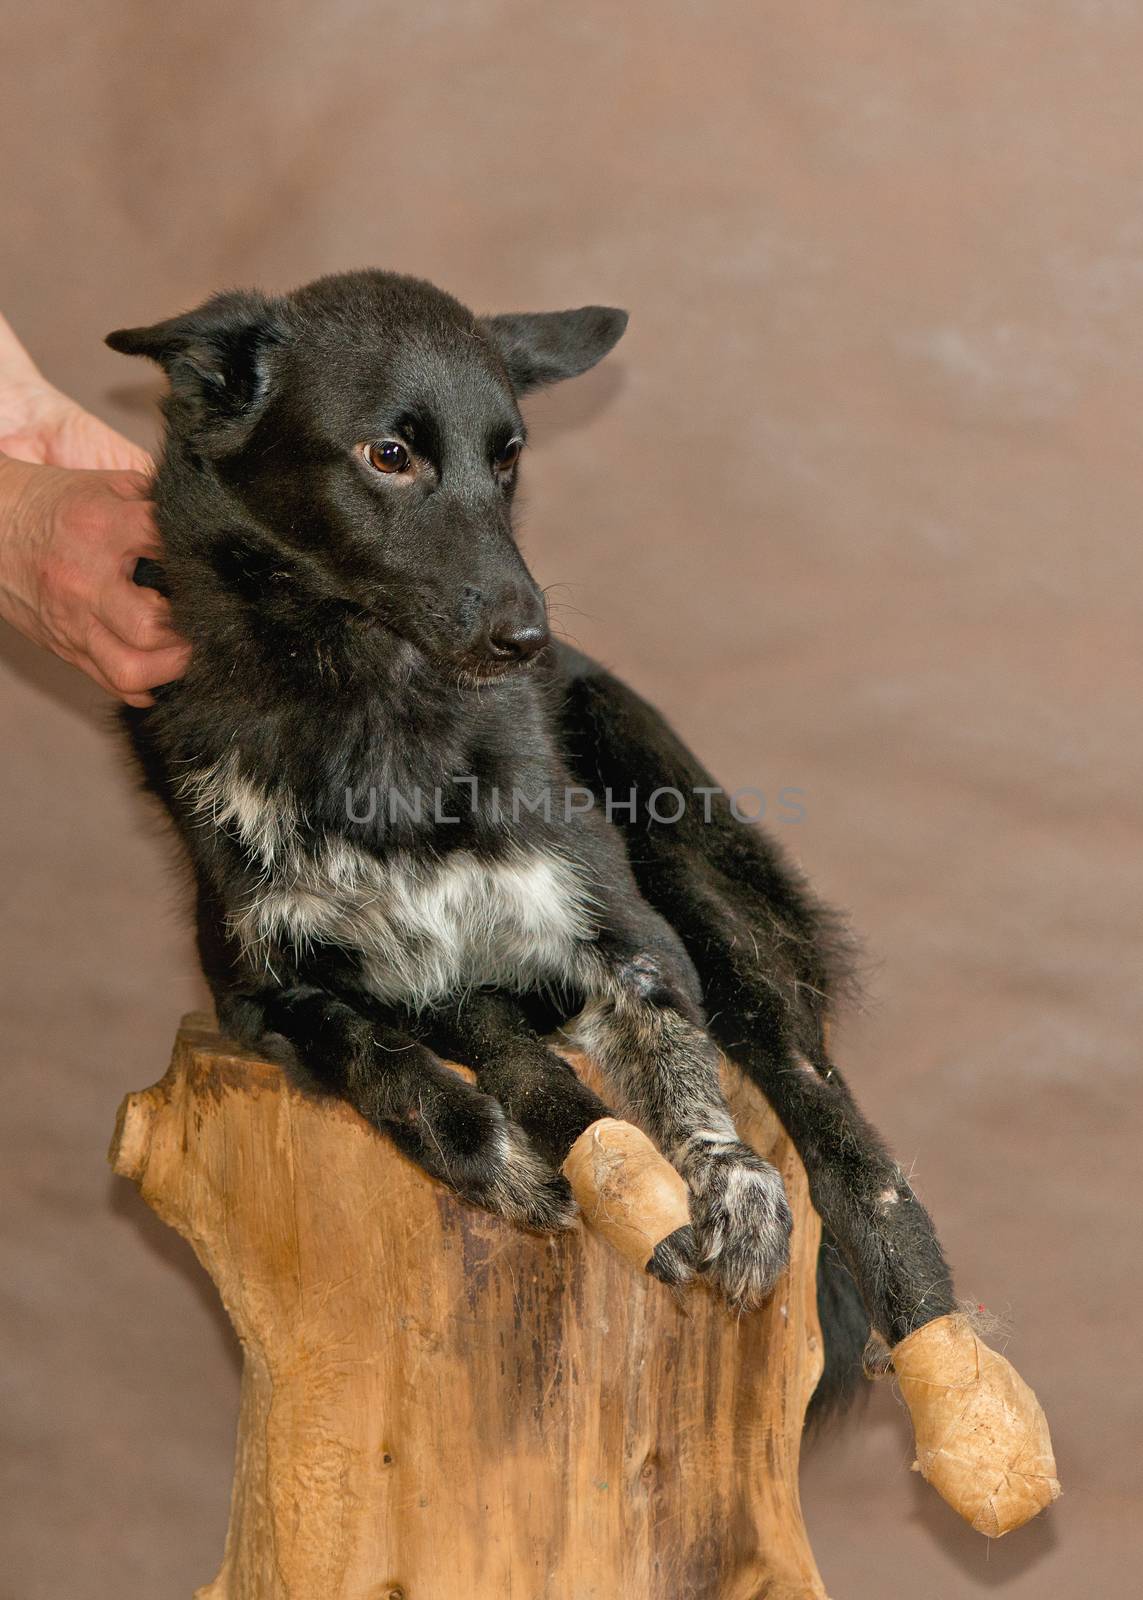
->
xmin=221 ymin=984 xmax=576 ymax=1232
xmin=724 ymin=1032 xmax=955 ymax=1347
xmin=555 ymin=649 xmax=957 ymax=1352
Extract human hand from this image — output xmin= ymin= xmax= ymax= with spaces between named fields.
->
xmin=0 ymin=313 xmax=189 ymax=705
xmin=0 ymin=379 xmax=152 ymax=475
xmin=0 ymin=458 xmax=191 ymax=706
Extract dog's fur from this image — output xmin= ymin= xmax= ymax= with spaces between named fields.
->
xmin=109 ymin=271 xmax=956 ymax=1414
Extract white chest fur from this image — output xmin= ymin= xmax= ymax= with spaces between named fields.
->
xmin=182 ymin=756 xmax=597 ymax=1009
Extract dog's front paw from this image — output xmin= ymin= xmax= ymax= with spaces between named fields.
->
xmin=480 ymin=1116 xmax=579 ymax=1232
xmin=390 ymin=1079 xmax=577 ymax=1234
xmin=685 ymin=1143 xmax=792 ymax=1310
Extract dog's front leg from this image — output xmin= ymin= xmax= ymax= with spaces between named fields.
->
xmin=569 ymin=933 xmax=793 ymax=1310
xmin=422 ymin=990 xmax=612 ymax=1166
xmin=423 ymin=990 xmax=701 ymax=1289
xmin=225 ymin=984 xmax=576 ymax=1232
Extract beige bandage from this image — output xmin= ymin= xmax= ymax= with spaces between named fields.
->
xmin=561 ymin=1117 xmax=691 ymax=1271
xmin=892 ymin=1313 xmax=1061 ymax=1537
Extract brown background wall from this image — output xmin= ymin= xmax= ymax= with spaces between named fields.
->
xmin=2 ymin=4 xmax=1139 ymax=1595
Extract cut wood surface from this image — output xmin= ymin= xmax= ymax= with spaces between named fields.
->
xmin=109 ymin=1014 xmax=828 ymax=1600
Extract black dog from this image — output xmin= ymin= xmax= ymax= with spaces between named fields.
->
xmin=108 ymin=271 xmax=956 ymax=1409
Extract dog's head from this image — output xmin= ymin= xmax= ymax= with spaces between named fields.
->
xmin=107 ymin=272 xmax=626 ymax=681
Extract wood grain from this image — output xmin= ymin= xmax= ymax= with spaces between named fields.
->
xmin=110 ymin=1014 xmax=828 ymax=1600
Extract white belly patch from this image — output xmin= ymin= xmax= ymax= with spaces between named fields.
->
xmin=182 ymin=756 xmax=598 ymax=1009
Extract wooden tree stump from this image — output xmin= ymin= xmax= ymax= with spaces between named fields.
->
xmin=109 ymin=1014 xmax=829 ymax=1600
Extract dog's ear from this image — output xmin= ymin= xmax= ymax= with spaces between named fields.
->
xmin=106 ymin=290 xmax=288 ymax=448
xmin=481 ymin=306 xmax=628 ymax=395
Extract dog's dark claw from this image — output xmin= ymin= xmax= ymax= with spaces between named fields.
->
xmin=647 ymin=1223 xmax=698 ymax=1288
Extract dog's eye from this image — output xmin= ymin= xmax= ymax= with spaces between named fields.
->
xmin=494 ymin=439 xmax=522 ymax=473
xmin=364 ymin=440 xmax=411 ymax=475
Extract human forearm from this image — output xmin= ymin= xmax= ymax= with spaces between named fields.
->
xmin=0 ymin=311 xmax=151 ymax=472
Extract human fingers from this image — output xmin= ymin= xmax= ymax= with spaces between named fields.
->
xmin=83 ymin=614 xmax=191 ymax=703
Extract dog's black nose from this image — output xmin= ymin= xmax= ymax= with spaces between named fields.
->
xmin=486 ymin=620 xmax=550 ymax=663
